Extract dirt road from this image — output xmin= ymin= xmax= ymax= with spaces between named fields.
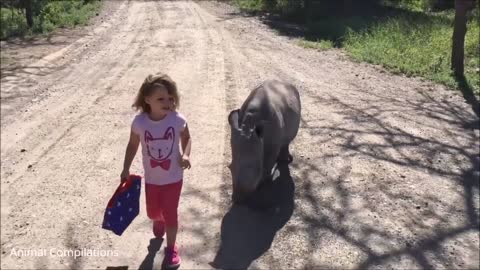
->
xmin=1 ymin=1 xmax=479 ymax=269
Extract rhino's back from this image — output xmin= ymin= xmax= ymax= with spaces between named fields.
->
xmin=263 ymin=80 xmax=300 ymax=115
xmin=241 ymin=80 xmax=301 ymax=142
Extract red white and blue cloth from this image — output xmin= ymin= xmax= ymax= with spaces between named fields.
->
xmin=102 ymin=175 xmax=142 ymax=236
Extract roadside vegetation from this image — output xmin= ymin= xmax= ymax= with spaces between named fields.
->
xmin=232 ymin=0 xmax=479 ymax=95
xmin=1 ymin=0 xmax=102 ymax=40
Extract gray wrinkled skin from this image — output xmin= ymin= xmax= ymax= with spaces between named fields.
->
xmin=228 ymin=80 xmax=301 ymax=203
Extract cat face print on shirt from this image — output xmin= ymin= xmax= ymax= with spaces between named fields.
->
xmin=145 ymin=127 xmax=175 ymax=170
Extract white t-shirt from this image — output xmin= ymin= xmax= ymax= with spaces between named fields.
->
xmin=132 ymin=112 xmax=187 ymax=185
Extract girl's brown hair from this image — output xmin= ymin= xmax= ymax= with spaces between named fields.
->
xmin=133 ymin=73 xmax=180 ymax=113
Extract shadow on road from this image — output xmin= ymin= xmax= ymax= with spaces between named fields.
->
xmin=210 ymin=162 xmax=295 ymax=269
xmin=138 ymin=238 xmax=163 ymax=270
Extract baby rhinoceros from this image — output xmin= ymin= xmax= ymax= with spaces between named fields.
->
xmin=228 ymin=79 xmax=301 ymax=204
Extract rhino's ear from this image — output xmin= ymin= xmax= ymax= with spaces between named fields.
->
xmin=228 ymin=109 xmax=240 ymax=130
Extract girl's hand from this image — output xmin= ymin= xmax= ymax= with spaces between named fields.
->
xmin=120 ymin=169 xmax=130 ymax=183
xmin=179 ymin=156 xmax=191 ymax=170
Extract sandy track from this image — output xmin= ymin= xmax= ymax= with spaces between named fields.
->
xmin=1 ymin=1 xmax=478 ymax=269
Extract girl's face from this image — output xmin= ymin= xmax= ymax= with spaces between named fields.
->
xmin=145 ymin=87 xmax=175 ymax=116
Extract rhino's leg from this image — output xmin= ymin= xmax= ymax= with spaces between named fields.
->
xmin=262 ymin=145 xmax=280 ymax=183
xmin=232 ymin=178 xmax=255 ymax=205
xmin=278 ymin=144 xmax=293 ymax=164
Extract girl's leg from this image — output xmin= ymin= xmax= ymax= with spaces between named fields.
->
xmin=162 ymin=180 xmax=183 ymax=248
xmin=145 ymin=183 xmax=165 ymax=238
xmin=165 ymin=226 xmax=178 ymax=248
xmin=153 ymin=219 xmax=165 ymax=238
xmin=161 ymin=180 xmax=183 ymax=267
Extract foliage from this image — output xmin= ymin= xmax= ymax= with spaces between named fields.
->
xmin=235 ymin=0 xmax=479 ymax=94
xmin=1 ymin=0 xmax=101 ymax=40
xmin=344 ymin=10 xmax=479 ymax=94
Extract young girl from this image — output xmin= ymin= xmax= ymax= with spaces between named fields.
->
xmin=120 ymin=73 xmax=191 ymax=268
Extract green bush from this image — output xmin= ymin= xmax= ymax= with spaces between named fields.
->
xmin=1 ymin=0 xmax=101 ymax=40
xmin=383 ymin=0 xmax=431 ymax=11
xmin=1 ymin=8 xmax=30 ymax=39
xmin=234 ymin=0 xmax=264 ymax=12
xmin=37 ymin=0 xmax=100 ymax=29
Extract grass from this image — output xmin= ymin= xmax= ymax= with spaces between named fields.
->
xmin=297 ymin=39 xmax=334 ymax=51
xmin=233 ymin=0 xmax=264 ymax=12
xmin=343 ymin=10 xmax=479 ymax=95
xmin=303 ymin=16 xmax=375 ymax=47
xmin=233 ymin=0 xmax=479 ymax=95
xmin=1 ymin=0 xmax=102 ymax=40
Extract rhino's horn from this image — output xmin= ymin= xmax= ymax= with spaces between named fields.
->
xmin=228 ymin=109 xmax=240 ymax=130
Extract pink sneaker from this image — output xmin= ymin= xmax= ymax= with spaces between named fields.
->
xmin=163 ymin=245 xmax=181 ymax=268
xmin=153 ymin=220 xmax=165 ymax=238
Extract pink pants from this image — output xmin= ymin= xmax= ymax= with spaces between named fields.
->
xmin=145 ymin=180 xmax=183 ymax=227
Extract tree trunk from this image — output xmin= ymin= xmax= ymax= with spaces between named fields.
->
xmin=451 ymin=0 xmax=475 ymax=77
xmin=23 ymin=0 xmax=33 ymax=28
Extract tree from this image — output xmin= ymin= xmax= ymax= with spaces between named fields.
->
xmin=451 ymin=0 xmax=476 ymax=77
xmin=21 ymin=0 xmax=33 ymax=28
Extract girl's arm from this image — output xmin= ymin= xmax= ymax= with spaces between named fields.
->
xmin=121 ymin=130 xmax=140 ymax=181
xmin=180 ymin=124 xmax=192 ymax=169
xmin=180 ymin=123 xmax=191 ymax=157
